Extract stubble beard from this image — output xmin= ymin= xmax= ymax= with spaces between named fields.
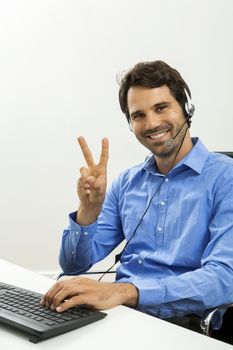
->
xmin=137 ymin=124 xmax=185 ymax=159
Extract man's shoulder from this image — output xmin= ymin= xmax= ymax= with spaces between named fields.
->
xmin=207 ymin=151 xmax=233 ymax=170
xmin=204 ymin=151 xmax=233 ymax=186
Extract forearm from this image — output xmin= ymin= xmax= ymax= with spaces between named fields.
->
xmin=60 ymin=205 xmax=124 ymax=275
xmin=133 ymin=263 xmax=233 ymax=319
xmin=59 ymin=212 xmax=98 ymax=275
xmin=59 ymin=229 xmax=93 ymax=275
xmin=60 ymin=180 xmax=123 ymax=275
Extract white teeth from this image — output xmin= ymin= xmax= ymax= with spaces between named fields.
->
xmin=149 ymin=131 xmax=168 ymax=139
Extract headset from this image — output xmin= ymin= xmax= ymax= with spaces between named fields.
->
xmin=184 ymin=88 xmax=195 ymax=124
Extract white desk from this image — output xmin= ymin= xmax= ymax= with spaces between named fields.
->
xmin=0 ymin=258 xmax=231 ymax=349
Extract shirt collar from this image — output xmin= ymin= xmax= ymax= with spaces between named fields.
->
xmin=180 ymin=137 xmax=209 ymax=174
xmin=142 ymin=138 xmax=209 ymax=175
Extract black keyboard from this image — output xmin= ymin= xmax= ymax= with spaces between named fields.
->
xmin=0 ymin=282 xmax=107 ymax=343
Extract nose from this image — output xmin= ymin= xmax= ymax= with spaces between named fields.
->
xmin=144 ymin=112 xmax=160 ymax=130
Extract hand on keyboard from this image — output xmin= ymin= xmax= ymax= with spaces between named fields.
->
xmin=41 ymin=277 xmax=138 ymax=312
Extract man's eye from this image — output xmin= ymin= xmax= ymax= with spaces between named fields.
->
xmin=156 ymin=106 xmax=166 ymax=113
xmin=132 ymin=113 xmax=144 ymax=120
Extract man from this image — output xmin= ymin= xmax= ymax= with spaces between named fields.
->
xmin=41 ymin=60 xmax=233 ymax=332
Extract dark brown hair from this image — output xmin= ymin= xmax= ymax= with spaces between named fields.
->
xmin=118 ymin=60 xmax=192 ymax=127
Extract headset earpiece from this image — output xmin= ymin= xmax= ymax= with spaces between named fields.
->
xmin=184 ymin=88 xmax=195 ymax=119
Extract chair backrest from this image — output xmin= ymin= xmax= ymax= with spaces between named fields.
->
xmin=215 ymin=152 xmax=233 ymax=159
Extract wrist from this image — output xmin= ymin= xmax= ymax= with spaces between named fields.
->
xmin=76 ymin=205 xmax=102 ymax=226
xmin=115 ymin=283 xmax=139 ymax=307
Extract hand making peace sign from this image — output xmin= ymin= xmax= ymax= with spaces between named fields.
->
xmin=76 ymin=136 xmax=109 ymax=225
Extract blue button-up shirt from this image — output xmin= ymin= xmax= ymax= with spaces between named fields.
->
xmin=59 ymin=138 xmax=233 ymax=323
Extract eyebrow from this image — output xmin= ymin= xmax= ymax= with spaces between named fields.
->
xmin=130 ymin=101 xmax=171 ymax=118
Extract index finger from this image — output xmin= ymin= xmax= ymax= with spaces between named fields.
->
xmin=41 ymin=281 xmax=65 ymax=308
xmin=77 ymin=136 xmax=95 ymax=166
xmin=99 ymin=138 xmax=109 ymax=167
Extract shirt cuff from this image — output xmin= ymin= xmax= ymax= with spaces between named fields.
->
xmin=69 ymin=211 xmax=98 ymax=238
xmin=131 ymin=278 xmax=165 ymax=310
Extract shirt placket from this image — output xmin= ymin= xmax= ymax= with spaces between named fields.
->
xmin=155 ymin=176 xmax=170 ymax=253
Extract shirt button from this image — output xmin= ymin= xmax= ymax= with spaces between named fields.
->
xmin=83 ymin=231 xmax=88 ymax=236
xmin=165 ymin=178 xmax=169 ymax=182
xmin=138 ymin=260 xmax=143 ymax=264
xmin=71 ymin=251 xmax=75 ymax=255
xmin=158 ymin=227 xmax=162 ymax=232
xmin=75 ymin=231 xmax=79 ymax=235
xmin=160 ymin=201 xmax=165 ymax=206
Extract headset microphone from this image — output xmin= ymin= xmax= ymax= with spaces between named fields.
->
xmin=165 ymin=120 xmax=187 ymax=147
xmin=165 ymin=138 xmax=174 ymax=148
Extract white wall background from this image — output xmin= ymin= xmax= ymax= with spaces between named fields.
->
xmin=0 ymin=0 xmax=232 ymax=273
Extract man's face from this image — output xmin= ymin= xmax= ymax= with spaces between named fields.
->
xmin=127 ymin=85 xmax=187 ymax=158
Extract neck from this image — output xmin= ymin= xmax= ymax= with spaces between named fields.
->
xmin=156 ymin=131 xmax=193 ymax=175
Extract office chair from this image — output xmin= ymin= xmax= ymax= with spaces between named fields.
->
xmin=200 ymin=151 xmax=233 ymax=344
xmin=200 ymin=304 xmax=233 ymax=336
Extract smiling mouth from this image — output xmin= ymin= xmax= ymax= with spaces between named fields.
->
xmin=146 ymin=129 xmax=170 ymax=140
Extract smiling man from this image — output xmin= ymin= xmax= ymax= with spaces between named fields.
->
xmin=42 ymin=60 xmax=233 ymax=334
